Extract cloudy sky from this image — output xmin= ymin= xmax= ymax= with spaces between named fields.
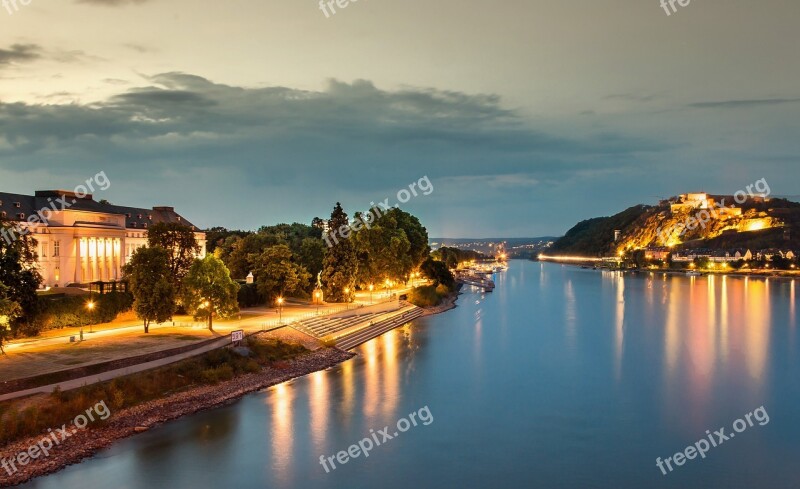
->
xmin=1 ymin=0 xmax=798 ymax=237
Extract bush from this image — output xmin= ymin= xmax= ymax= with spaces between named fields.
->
xmin=408 ymin=284 xmax=451 ymax=307
xmin=24 ymin=292 xmax=133 ymax=336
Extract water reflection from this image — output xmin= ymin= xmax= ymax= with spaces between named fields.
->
xmin=269 ymin=382 xmax=294 ymax=484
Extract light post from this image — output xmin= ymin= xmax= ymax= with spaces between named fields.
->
xmin=202 ymin=300 xmax=212 ymax=330
xmin=344 ymin=287 xmax=350 ymax=309
xmin=86 ymin=298 xmax=95 ymax=333
xmin=369 ymin=284 xmax=374 ymax=304
xmin=277 ymin=297 xmax=284 ymax=324
xmin=314 ymin=290 xmax=321 ymax=315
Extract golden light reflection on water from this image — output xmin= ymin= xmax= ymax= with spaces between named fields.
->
xmin=309 ymin=371 xmax=328 ymax=454
xmin=269 ymin=382 xmax=293 ymax=483
xmin=654 ymin=273 xmax=775 ymax=422
xmin=614 ymin=273 xmax=625 ymax=381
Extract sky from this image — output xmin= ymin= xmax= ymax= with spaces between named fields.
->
xmin=0 ymin=0 xmax=798 ymax=238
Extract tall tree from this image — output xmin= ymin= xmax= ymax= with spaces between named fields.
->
xmin=354 ymin=210 xmax=412 ymax=286
xmin=391 ymin=208 xmax=430 ymax=272
xmin=147 ymin=222 xmax=200 ymax=286
xmin=122 ymin=247 xmax=175 ymax=333
xmin=321 ymin=203 xmax=359 ymax=302
xmin=251 ymin=244 xmax=311 ymax=302
xmin=182 ymin=255 xmax=240 ymax=331
xmin=0 ymin=219 xmax=41 ymax=334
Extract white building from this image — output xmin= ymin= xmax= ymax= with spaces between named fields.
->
xmin=0 ymin=190 xmax=205 ymax=288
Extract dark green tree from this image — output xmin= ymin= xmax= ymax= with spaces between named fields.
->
xmin=299 ymin=237 xmax=326 ymax=279
xmin=421 ymin=258 xmax=455 ymax=289
xmin=251 ymin=244 xmax=311 ymax=302
xmin=321 ymin=203 xmax=359 ymax=302
xmin=0 ymin=219 xmax=41 ymax=335
xmin=122 ymin=247 xmax=175 ymax=333
xmin=147 ymin=222 xmax=200 ymax=286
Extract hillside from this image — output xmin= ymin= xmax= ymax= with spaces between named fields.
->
xmin=550 ymin=195 xmax=800 ymax=256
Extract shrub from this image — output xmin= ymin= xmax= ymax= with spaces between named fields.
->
xmin=408 ymin=284 xmax=451 ymax=307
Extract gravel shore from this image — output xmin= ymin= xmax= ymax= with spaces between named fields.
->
xmin=0 ymin=347 xmax=354 ymax=487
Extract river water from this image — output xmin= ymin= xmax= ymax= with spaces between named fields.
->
xmin=21 ymin=261 xmax=800 ymax=488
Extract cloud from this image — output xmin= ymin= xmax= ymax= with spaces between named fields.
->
xmin=0 ymin=73 xmax=671 ymax=234
xmin=0 ymin=44 xmax=42 ymax=67
xmin=688 ymin=98 xmax=800 ymax=109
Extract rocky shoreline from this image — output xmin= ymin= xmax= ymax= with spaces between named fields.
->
xmin=0 ymin=347 xmax=354 ymax=488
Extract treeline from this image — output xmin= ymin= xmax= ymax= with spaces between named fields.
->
xmin=212 ymin=204 xmax=431 ymax=304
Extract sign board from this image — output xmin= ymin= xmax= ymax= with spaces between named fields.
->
xmin=231 ymin=330 xmax=244 ymax=343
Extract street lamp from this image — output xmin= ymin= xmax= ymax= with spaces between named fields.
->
xmin=277 ymin=297 xmax=284 ymax=324
xmin=314 ymin=290 xmax=321 ymax=315
xmin=369 ymin=284 xmax=374 ymax=304
xmin=344 ymin=287 xmax=350 ymax=309
xmin=86 ymin=299 xmax=95 ymax=333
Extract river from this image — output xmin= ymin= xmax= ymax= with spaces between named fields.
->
xmin=21 ymin=261 xmax=800 ymax=488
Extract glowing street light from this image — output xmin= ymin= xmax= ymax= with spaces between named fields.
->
xmin=86 ymin=299 xmax=95 ymax=333
xmin=314 ymin=290 xmax=322 ymax=314
xmin=277 ymin=297 xmax=284 ymax=324
xmin=369 ymin=284 xmax=374 ymax=304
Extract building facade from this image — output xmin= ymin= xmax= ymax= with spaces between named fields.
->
xmin=0 ymin=190 xmax=205 ymax=288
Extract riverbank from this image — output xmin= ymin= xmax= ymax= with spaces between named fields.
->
xmin=0 ymin=346 xmax=354 ymax=487
xmin=420 ymin=285 xmax=463 ymax=316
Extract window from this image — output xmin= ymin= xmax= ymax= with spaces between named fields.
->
xmin=53 ymin=240 xmax=60 ymax=257
xmin=18 ymin=213 xmax=25 ymax=219
xmin=13 ymin=202 xmax=20 ymax=208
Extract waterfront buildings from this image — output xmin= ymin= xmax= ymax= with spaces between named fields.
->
xmin=0 ymin=190 xmax=205 ymax=288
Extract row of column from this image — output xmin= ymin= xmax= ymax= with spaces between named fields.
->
xmin=73 ymin=237 xmax=123 ymax=283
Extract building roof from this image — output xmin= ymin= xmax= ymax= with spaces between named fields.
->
xmin=0 ymin=190 xmax=200 ymax=230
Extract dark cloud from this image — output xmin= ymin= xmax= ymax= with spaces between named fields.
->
xmin=688 ymin=98 xmax=800 ymax=109
xmin=0 ymin=74 xmax=675 ymax=234
xmin=0 ymin=44 xmax=42 ymax=67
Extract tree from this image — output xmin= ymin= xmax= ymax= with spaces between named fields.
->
xmin=0 ymin=284 xmax=21 ymax=354
xmin=321 ymin=203 xmax=359 ymax=302
xmin=182 ymin=255 xmax=240 ymax=331
xmin=390 ymin=208 xmax=430 ymax=271
xmin=122 ymin=247 xmax=175 ymax=333
xmin=0 ymin=219 xmax=41 ymax=335
xmin=354 ymin=210 xmax=411 ymax=286
xmin=219 ymin=233 xmax=278 ymax=279
xmin=147 ymin=222 xmax=200 ymax=286
xmin=251 ymin=244 xmax=311 ymax=302
xmin=298 ymin=237 xmax=326 ymax=279
xmin=421 ymin=258 xmax=455 ymax=289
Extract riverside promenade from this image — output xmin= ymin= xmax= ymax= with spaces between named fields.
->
xmin=0 ymin=288 xmax=421 ymax=400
